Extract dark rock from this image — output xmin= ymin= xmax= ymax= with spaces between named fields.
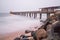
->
xmin=14 ymin=37 xmax=20 ymax=40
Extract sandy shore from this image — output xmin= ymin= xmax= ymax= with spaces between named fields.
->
xmin=0 ymin=30 xmax=25 ymax=40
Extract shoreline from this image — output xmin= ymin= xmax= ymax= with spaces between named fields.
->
xmin=0 ymin=30 xmax=25 ymax=40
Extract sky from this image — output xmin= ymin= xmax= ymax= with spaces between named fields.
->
xmin=0 ymin=0 xmax=60 ymax=13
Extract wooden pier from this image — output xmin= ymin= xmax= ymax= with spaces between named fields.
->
xmin=10 ymin=6 xmax=60 ymax=19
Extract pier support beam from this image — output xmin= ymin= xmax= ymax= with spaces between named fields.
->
xmin=40 ymin=13 xmax=41 ymax=19
xmin=34 ymin=13 xmax=37 ymax=18
xmin=30 ymin=13 xmax=33 ymax=18
xmin=32 ymin=13 xmax=34 ymax=18
xmin=29 ymin=13 xmax=31 ymax=17
xmin=47 ymin=13 xmax=50 ymax=18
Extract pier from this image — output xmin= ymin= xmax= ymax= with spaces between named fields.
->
xmin=10 ymin=6 xmax=60 ymax=40
xmin=10 ymin=6 xmax=60 ymax=19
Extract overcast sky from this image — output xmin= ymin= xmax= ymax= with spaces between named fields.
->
xmin=0 ymin=0 xmax=60 ymax=13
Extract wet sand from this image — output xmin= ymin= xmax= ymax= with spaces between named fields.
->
xmin=0 ymin=15 xmax=43 ymax=40
xmin=0 ymin=30 xmax=25 ymax=40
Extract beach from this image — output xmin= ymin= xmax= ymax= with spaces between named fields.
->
xmin=0 ymin=14 xmax=44 ymax=40
xmin=0 ymin=30 xmax=25 ymax=40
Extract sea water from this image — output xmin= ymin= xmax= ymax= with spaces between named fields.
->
xmin=0 ymin=13 xmax=44 ymax=35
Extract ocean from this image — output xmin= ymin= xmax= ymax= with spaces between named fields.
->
xmin=0 ymin=13 xmax=43 ymax=35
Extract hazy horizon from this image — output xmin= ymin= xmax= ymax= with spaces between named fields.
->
xmin=0 ymin=0 xmax=60 ymax=13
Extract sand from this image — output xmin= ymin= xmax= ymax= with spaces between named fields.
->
xmin=0 ymin=30 xmax=25 ymax=40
